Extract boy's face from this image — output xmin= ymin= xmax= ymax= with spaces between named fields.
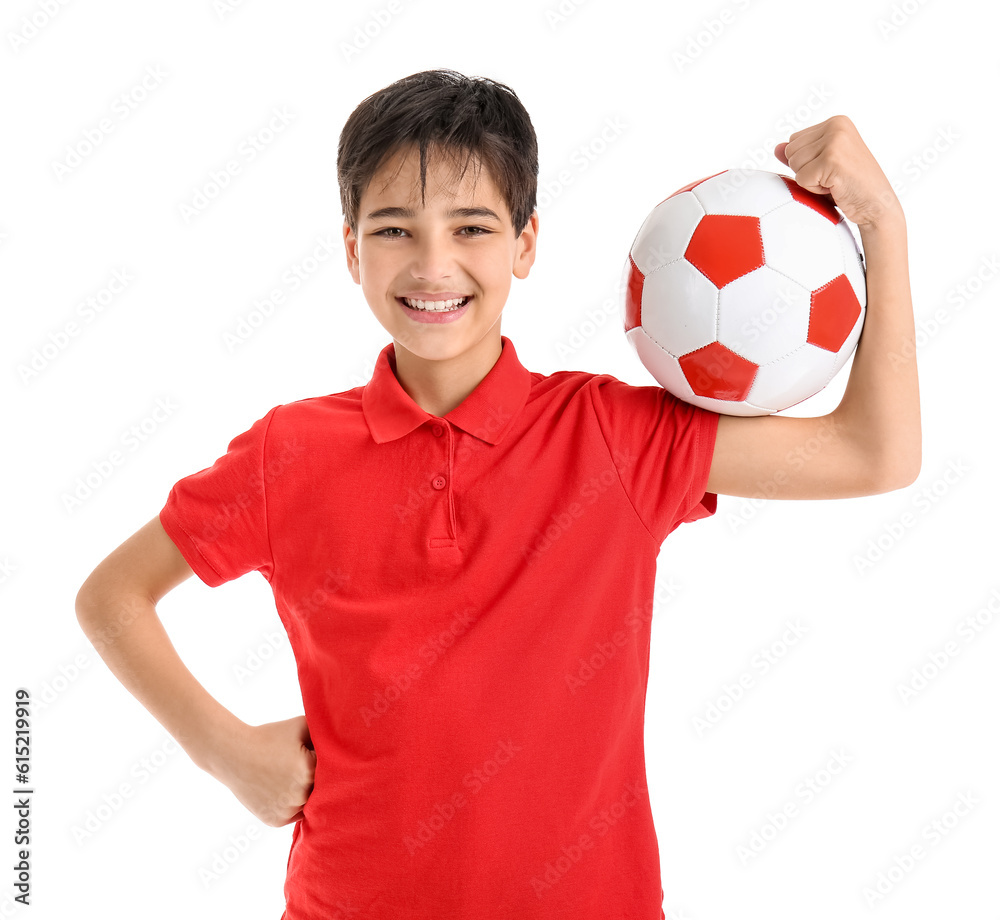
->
xmin=344 ymin=145 xmax=538 ymax=365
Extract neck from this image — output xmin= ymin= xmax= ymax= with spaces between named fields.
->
xmin=391 ymin=333 xmax=503 ymax=418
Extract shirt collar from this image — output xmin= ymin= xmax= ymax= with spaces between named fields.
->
xmin=362 ymin=335 xmax=531 ymax=445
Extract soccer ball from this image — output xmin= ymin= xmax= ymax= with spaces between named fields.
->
xmin=621 ymin=168 xmax=866 ymax=416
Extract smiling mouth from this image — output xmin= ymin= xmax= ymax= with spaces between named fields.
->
xmin=399 ymin=296 xmax=471 ymax=313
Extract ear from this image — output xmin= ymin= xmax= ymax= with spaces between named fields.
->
xmin=343 ymin=221 xmax=361 ymax=284
xmin=512 ymin=210 xmax=539 ymax=280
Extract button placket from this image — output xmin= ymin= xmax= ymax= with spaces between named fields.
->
xmin=426 ymin=419 xmax=458 ymax=549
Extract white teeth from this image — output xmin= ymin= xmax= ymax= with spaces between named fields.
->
xmin=403 ymin=296 xmax=468 ymax=312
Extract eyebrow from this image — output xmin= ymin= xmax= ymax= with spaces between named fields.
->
xmin=364 ymin=206 xmax=503 ymax=222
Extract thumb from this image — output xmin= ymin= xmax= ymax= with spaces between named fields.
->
xmin=773 ymin=142 xmax=789 ymax=166
xmin=292 ymin=714 xmax=313 ymax=749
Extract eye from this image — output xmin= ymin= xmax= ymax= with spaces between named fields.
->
xmin=459 ymin=226 xmax=492 ymax=237
xmin=373 ymin=227 xmax=407 ymax=238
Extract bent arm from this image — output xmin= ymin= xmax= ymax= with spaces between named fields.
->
xmin=74 ymin=516 xmax=245 ymax=773
xmin=75 ymin=516 xmax=315 ymax=826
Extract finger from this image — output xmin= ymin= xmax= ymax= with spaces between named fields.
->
xmin=781 ymin=137 xmax=826 ymax=173
xmin=773 ymin=142 xmax=789 ymax=165
xmin=782 ymin=153 xmax=835 ymax=193
xmin=785 ymin=122 xmax=824 ymax=145
xmin=787 ymin=170 xmax=834 ymax=196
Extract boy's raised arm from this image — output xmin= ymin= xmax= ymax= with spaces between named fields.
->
xmin=75 ymin=515 xmax=316 ymax=827
xmin=704 ymin=115 xmax=921 ymax=500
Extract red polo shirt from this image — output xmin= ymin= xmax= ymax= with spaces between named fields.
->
xmin=159 ymin=334 xmax=719 ymax=919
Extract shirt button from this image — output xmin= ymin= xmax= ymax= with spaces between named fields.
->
xmin=432 ymin=425 xmax=444 ymax=437
xmin=432 ymin=476 xmax=446 ymax=490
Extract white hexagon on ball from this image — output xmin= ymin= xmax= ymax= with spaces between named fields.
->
xmin=629 ymin=191 xmax=705 ymax=275
xmin=748 ymin=343 xmax=841 ymax=412
xmin=761 ymin=201 xmax=845 ymax=291
xmin=690 ymin=168 xmax=794 ymax=217
xmin=717 ymin=266 xmax=811 ymax=366
xmin=641 ymin=260 xmax=719 ymax=357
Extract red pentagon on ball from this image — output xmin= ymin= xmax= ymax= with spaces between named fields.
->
xmin=679 ymin=341 xmax=759 ymax=401
xmin=779 ymin=175 xmax=841 ymax=225
xmin=623 ymin=255 xmax=644 ymax=332
xmin=808 ymin=274 xmax=862 ymax=352
xmin=685 ymin=215 xmax=764 ymax=288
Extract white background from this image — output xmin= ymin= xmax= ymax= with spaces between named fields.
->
xmin=2 ymin=0 xmax=998 ymax=917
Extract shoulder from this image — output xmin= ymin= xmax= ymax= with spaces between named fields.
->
xmin=242 ymin=386 xmax=367 ymax=455
xmin=527 ymin=365 xmax=631 ymax=400
xmin=268 ymin=384 xmax=365 ymax=423
xmin=523 ymin=366 xmax=699 ymax=424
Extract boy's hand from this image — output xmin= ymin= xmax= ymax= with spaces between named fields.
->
xmin=210 ymin=715 xmax=317 ymax=827
xmin=774 ymin=114 xmax=901 ymax=230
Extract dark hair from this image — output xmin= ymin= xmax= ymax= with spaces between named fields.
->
xmin=337 ymin=69 xmax=538 ymax=236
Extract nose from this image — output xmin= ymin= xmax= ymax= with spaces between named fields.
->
xmin=410 ymin=231 xmax=454 ymax=282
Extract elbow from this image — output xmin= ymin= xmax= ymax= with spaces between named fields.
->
xmin=899 ymin=455 xmax=922 ymax=489
xmin=74 ymin=576 xmax=114 ymax=634
xmin=870 ymin=450 xmax=922 ymax=494
xmin=75 ymin=583 xmax=99 ymax=632
xmin=75 ymin=585 xmax=113 ymax=654
xmin=893 ymin=443 xmax=923 ymax=490
xmin=75 ymin=582 xmax=150 ymax=652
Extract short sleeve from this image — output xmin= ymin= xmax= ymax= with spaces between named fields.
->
xmin=158 ymin=407 xmax=279 ymax=587
xmin=589 ymin=376 xmax=720 ymax=544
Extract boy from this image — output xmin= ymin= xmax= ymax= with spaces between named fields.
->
xmin=75 ymin=70 xmax=920 ymax=918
